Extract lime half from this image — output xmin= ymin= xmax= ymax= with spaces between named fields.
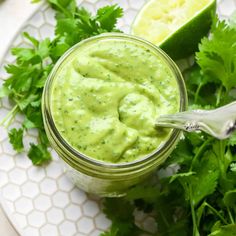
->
xmin=132 ymin=0 xmax=216 ymax=59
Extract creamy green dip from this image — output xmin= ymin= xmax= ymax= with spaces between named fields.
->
xmin=51 ymin=36 xmax=180 ymax=163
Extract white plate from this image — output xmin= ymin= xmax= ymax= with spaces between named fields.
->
xmin=0 ymin=0 xmax=234 ymax=236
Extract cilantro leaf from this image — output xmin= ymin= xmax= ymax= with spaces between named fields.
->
xmin=165 ymin=137 xmax=194 ymax=167
xmin=169 ymin=171 xmax=195 ymax=184
xmin=228 ymin=132 xmax=236 ymax=146
xmin=184 ymin=65 xmax=219 ymax=105
xmin=190 ymin=150 xmax=220 ymax=206
xmin=228 ymin=161 xmax=236 ymax=173
xmin=209 ymin=224 xmax=236 ymax=236
xmin=223 ymin=190 xmax=236 ymax=208
xmin=196 ymin=17 xmax=236 ymax=92
xmin=22 ymin=32 xmax=39 ymax=47
xmin=8 ymin=128 xmax=24 ymax=152
xmin=11 ymin=47 xmax=36 ymax=63
xmin=17 ymin=94 xmax=39 ymax=111
xmin=102 ymin=198 xmax=148 ymax=236
xmin=47 ymin=0 xmax=76 ymax=17
xmin=100 ymin=227 xmax=119 ymax=236
xmin=126 ymin=185 xmax=160 ymax=203
xmin=38 ymin=38 xmax=51 ymax=59
xmin=0 ymin=86 xmax=10 ymax=98
xmin=96 ymin=5 xmax=123 ymax=31
xmin=28 ymin=143 xmax=51 ymax=166
xmin=54 ymin=4 xmax=123 ymax=48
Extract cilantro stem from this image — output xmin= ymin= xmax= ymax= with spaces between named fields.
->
xmin=204 ymin=202 xmax=228 ymax=225
xmin=14 ymin=92 xmax=24 ymax=98
xmin=0 ymin=105 xmax=19 ymax=126
xmin=187 ymin=90 xmax=196 ymax=97
xmin=159 ymin=209 xmax=170 ymax=228
xmin=190 ymin=137 xmax=214 ymax=171
xmin=189 ymin=186 xmax=200 ymax=236
xmin=6 ymin=106 xmax=20 ymax=128
xmin=194 ymin=82 xmax=203 ymax=104
xmin=51 ymin=3 xmax=72 ymax=18
xmin=218 ymin=140 xmax=227 ymax=179
xmin=216 ymin=84 xmax=223 ymax=106
xmin=227 ymin=207 xmax=235 ymax=224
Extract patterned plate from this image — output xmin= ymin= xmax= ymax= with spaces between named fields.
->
xmin=0 ymin=0 xmax=234 ymax=236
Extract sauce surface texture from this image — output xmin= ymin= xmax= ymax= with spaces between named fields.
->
xmin=51 ymin=37 xmax=180 ymax=163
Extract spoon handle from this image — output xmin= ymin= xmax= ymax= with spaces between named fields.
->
xmin=156 ymin=101 xmax=236 ymax=139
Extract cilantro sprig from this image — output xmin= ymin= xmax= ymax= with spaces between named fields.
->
xmin=0 ymin=0 xmax=123 ymax=165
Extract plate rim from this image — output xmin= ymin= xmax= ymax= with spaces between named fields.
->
xmin=0 ymin=1 xmax=44 ymax=64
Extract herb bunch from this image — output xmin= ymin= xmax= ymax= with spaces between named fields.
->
xmin=0 ymin=0 xmax=123 ymax=165
xmin=101 ymin=15 xmax=236 ymax=236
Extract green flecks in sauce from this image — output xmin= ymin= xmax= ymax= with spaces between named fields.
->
xmin=51 ymin=38 xmax=180 ymax=163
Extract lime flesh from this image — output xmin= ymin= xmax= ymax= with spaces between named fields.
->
xmin=132 ymin=0 xmax=216 ymax=59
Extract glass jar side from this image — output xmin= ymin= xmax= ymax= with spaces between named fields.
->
xmin=42 ymin=33 xmax=187 ymax=196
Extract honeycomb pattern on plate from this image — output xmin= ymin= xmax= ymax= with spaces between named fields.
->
xmin=0 ymin=0 xmax=233 ymax=235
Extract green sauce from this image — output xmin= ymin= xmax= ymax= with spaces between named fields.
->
xmin=51 ymin=37 xmax=180 ymax=163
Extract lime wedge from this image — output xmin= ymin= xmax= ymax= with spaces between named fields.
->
xmin=132 ymin=0 xmax=216 ymax=59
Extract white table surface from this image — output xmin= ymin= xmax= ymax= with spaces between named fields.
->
xmin=0 ymin=0 xmax=40 ymax=235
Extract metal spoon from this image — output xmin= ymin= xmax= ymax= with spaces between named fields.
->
xmin=156 ymin=101 xmax=236 ymax=140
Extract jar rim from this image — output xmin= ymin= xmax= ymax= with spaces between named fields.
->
xmin=42 ymin=32 xmax=188 ymax=169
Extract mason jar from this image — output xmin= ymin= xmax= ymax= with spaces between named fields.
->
xmin=42 ymin=33 xmax=187 ymax=197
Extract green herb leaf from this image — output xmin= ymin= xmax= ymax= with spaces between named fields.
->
xmin=209 ymin=224 xmax=236 ymax=236
xmin=228 ymin=132 xmax=236 ymax=146
xmin=28 ymin=143 xmax=51 ymax=166
xmin=169 ymin=171 xmax=195 ymax=183
xmin=102 ymin=198 xmax=146 ymax=236
xmin=100 ymin=227 xmax=119 ymax=236
xmin=96 ymin=5 xmax=123 ymax=31
xmin=0 ymin=86 xmax=10 ymax=98
xmin=126 ymin=185 xmax=160 ymax=203
xmin=8 ymin=128 xmax=24 ymax=152
xmin=191 ymin=150 xmax=220 ymax=206
xmin=196 ymin=17 xmax=236 ymax=92
xmin=23 ymin=32 xmax=39 ymax=47
xmin=223 ymin=190 xmax=236 ymax=208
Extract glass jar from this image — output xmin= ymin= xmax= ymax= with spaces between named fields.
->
xmin=42 ymin=33 xmax=187 ymax=197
